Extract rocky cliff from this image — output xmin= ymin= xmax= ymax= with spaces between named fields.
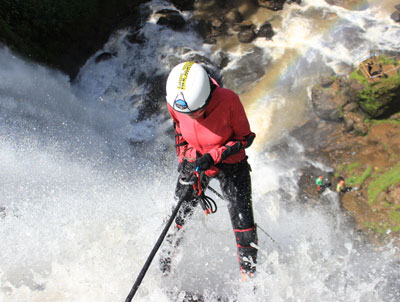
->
xmin=302 ymin=53 xmax=400 ymax=247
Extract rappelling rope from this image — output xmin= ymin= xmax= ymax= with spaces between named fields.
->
xmin=198 ymin=192 xmax=217 ymax=215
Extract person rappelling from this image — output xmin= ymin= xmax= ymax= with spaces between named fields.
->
xmin=160 ymin=61 xmax=258 ymax=280
xmin=315 ymin=175 xmax=331 ymax=194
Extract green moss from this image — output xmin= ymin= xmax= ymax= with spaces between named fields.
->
xmin=367 ymin=162 xmax=400 ymax=204
xmin=367 ymin=119 xmax=400 ymax=126
xmin=337 ymin=105 xmax=344 ymax=118
xmin=377 ymin=55 xmax=398 ymax=66
xmin=364 ymin=221 xmax=388 ymax=234
xmin=389 ymin=206 xmax=400 ymax=224
xmin=347 ymin=162 xmax=361 ymax=173
xmin=350 ymin=69 xmax=368 ymax=85
xmin=346 ymin=165 xmax=372 ymax=187
xmin=364 ymin=220 xmax=400 ymax=235
xmin=350 ymin=56 xmax=400 ymax=117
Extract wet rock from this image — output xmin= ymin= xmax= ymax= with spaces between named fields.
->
xmin=343 ymin=117 xmax=355 ymax=132
xmin=344 ymin=111 xmax=364 ymax=124
xmin=353 ymin=122 xmax=369 ymax=136
xmin=170 ymin=0 xmax=195 ymax=11
xmin=209 ymin=16 xmax=225 ymax=31
xmin=156 ymin=9 xmax=186 ymax=30
xmin=343 ymin=102 xmax=359 ymax=112
xmin=311 ymin=87 xmax=342 ymax=121
xmin=257 ymin=22 xmax=274 ymax=39
xmin=95 ymin=52 xmax=115 ymax=63
xmin=233 ymin=20 xmax=255 ymax=32
xmin=395 ymin=4 xmax=400 ymax=11
xmin=215 ymin=0 xmax=229 ymax=8
xmin=136 ymin=74 xmax=166 ymax=120
xmin=204 ymin=37 xmax=217 ymax=44
xmin=391 ymin=11 xmax=400 ymax=23
xmin=320 ymin=76 xmax=334 ymax=88
xmin=127 ymin=30 xmax=146 ymax=44
xmin=213 ymin=51 xmax=230 ymax=69
xmin=224 ymin=8 xmax=243 ymax=24
xmin=238 ymin=28 xmax=257 ymax=43
xmin=390 ymin=112 xmax=400 ymax=120
xmin=221 ymin=47 xmax=268 ymax=94
xmin=257 ymin=0 xmax=286 ymax=11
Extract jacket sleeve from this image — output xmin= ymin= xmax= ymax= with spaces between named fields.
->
xmin=168 ymin=104 xmax=195 ymax=163
xmin=208 ymin=92 xmax=255 ymax=164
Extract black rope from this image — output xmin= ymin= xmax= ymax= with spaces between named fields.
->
xmin=198 ymin=193 xmax=217 ymax=215
xmin=125 ymin=184 xmax=191 ymax=302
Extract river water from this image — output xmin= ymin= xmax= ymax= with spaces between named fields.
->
xmin=1 ymin=0 xmax=400 ymax=301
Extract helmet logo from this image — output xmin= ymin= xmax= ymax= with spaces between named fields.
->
xmin=177 ymin=61 xmax=195 ymax=90
xmin=173 ymin=92 xmax=188 ymax=110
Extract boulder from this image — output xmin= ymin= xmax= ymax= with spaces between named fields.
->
xmin=257 ymin=22 xmax=274 ymax=39
xmin=353 ymin=121 xmax=369 ymax=136
xmin=320 ymin=76 xmax=334 ymax=88
xmin=311 ymin=87 xmax=341 ymax=121
xmin=233 ymin=20 xmax=255 ymax=31
xmin=224 ymin=8 xmax=243 ymax=24
xmin=343 ymin=102 xmax=359 ymax=112
xmin=343 ymin=117 xmax=355 ymax=132
xmin=210 ymin=16 xmax=224 ymax=31
xmin=391 ymin=11 xmax=400 ymax=22
xmin=156 ymin=9 xmax=186 ymax=30
xmin=95 ymin=52 xmax=115 ymax=63
xmin=257 ymin=0 xmax=286 ymax=11
xmin=238 ymin=28 xmax=257 ymax=43
xmin=221 ymin=47 xmax=268 ymax=94
xmin=170 ymin=0 xmax=195 ymax=11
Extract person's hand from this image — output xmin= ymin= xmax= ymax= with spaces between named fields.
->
xmin=195 ymin=153 xmax=214 ymax=171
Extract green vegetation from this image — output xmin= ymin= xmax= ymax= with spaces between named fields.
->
xmin=367 ymin=162 xmax=400 ymax=204
xmin=337 ymin=162 xmax=372 ymax=187
xmin=377 ymin=55 xmax=399 ymax=66
xmin=349 ymin=57 xmax=400 ymax=118
xmin=364 ymin=220 xmax=400 ymax=235
xmin=346 ymin=165 xmax=372 ymax=187
xmin=349 ymin=69 xmax=367 ymax=85
xmin=366 ymin=119 xmax=400 ymax=126
xmin=0 ymin=0 xmax=147 ymax=78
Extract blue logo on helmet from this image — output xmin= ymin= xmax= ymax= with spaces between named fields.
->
xmin=173 ymin=93 xmax=188 ymax=110
xmin=175 ymin=99 xmax=188 ymax=110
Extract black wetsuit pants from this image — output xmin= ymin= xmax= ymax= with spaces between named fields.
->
xmin=174 ymin=158 xmax=258 ymax=274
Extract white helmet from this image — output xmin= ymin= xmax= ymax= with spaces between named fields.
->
xmin=166 ymin=62 xmax=211 ymax=113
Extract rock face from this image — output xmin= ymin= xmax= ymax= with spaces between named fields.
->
xmin=156 ymin=9 xmax=186 ymax=30
xmin=256 ymin=0 xmax=287 ymax=11
xmin=305 ymin=54 xmax=400 ymax=247
xmin=169 ymin=0 xmax=195 ymax=11
xmin=192 ymin=2 xmax=276 ymax=45
xmin=311 ymin=54 xmax=400 ymax=135
xmin=0 ymin=0 xmax=151 ymax=80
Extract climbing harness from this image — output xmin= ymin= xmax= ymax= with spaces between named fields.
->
xmin=179 ymin=170 xmax=217 ymax=215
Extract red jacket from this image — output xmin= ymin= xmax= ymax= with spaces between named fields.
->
xmin=167 ymin=86 xmax=255 ymax=176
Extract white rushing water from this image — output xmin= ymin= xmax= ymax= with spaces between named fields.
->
xmin=1 ymin=1 xmax=400 ymax=301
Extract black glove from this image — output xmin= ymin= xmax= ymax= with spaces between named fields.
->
xmin=195 ymin=153 xmax=214 ymax=171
